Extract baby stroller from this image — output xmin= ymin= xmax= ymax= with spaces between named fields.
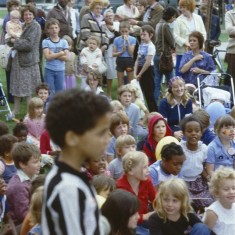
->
xmin=194 ymin=73 xmax=235 ymax=110
xmin=0 ymin=80 xmax=14 ymax=121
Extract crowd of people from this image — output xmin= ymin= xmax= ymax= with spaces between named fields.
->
xmin=0 ymin=0 xmax=235 ymax=234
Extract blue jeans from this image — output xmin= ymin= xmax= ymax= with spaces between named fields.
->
xmin=44 ymin=68 xmax=65 ymax=96
xmin=175 ymin=54 xmax=183 ymax=76
xmin=136 ymin=225 xmax=149 ymax=235
xmin=190 ymin=223 xmax=211 ymax=235
xmin=153 ymin=54 xmax=174 ymax=104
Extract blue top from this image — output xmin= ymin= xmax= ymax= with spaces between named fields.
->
xmin=206 ymin=136 xmax=235 ymax=170
xmin=149 ymin=160 xmax=182 ymax=187
xmin=105 ymin=136 xmax=116 ymax=156
xmin=42 ymin=37 xmax=69 ymax=71
xmin=179 ymin=50 xmax=216 ymax=85
xmin=159 ymin=98 xmax=192 ymax=132
xmin=28 ymin=224 xmax=42 ymax=235
xmin=201 ymin=128 xmax=216 ymax=146
xmin=113 ymin=35 xmax=136 ymax=57
xmin=0 ymin=160 xmax=16 ymax=184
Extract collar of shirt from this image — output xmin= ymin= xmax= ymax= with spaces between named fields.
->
xmin=143 ymin=2 xmax=158 ymax=22
xmin=57 ymin=3 xmax=69 ymax=20
xmin=17 ymin=169 xmax=31 ymax=182
xmin=91 ymin=12 xmax=104 ymax=27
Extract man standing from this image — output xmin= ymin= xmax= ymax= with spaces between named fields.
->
xmin=129 ymin=0 xmax=164 ymax=30
xmin=47 ymin=0 xmax=73 ymax=38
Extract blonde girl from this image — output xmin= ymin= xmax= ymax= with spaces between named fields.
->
xmin=116 ymin=150 xmax=156 ymax=235
xmin=149 ymin=178 xmax=212 ymax=235
xmin=203 ymin=166 xmax=235 ymax=235
xmin=159 ymin=76 xmax=192 ymax=140
xmin=206 ymin=115 xmax=235 ymax=177
xmin=63 ymin=35 xmax=78 ymax=89
xmin=24 ymin=97 xmax=45 ymax=147
xmin=27 ymin=186 xmax=44 ymax=235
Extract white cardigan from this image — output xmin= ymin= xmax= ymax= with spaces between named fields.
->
xmin=173 ymin=13 xmax=207 ymax=55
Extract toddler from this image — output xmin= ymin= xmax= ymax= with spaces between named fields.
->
xmin=149 ymin=178 xmax=213 ymax=235
xmin=203 ymin=166 xmax=235 ymax=235
xmin=24 ymin=97 xmax=45 ymax=147
xmin=206 ymin=115 xmax=235 ymax=177
xmin=5 ymin=10 xmax=22 ymax=42
xmin=80 ymin=36 xmax=103 ymax=89
xmin=108 ymin=134 xmax=136 ymax=180
xmin=91 ymin=174 xmax=115 ymax=208
xmin=149 ymin=142 xmax=185 ymax=188
xmin=143 ymin=115 xmax=172 ymax=165
xmin=106 ymin=111 xmax=129 ymax=162
xmin=113 ymin=21 xmax=136 ymax=87
xmin=101 ymin=189 xmax=140 ymax=235
xmin=7 ymin=143 xmax=41 ymax=225
xmin=36 ymin=83 xmax=50 ymax=113
xmin=63 ymin=35 xmax=78 ymax=89
xmin=180 ymin=115 xmax=213 ymax=211
xmin=0 ymin=134 xmax=18 ymax=183
xmin=117 ymin=150 xmax=156 ymax=234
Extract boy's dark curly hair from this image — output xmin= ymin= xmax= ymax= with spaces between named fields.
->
xmin=46 ymin=89 xmax=111 ymax=148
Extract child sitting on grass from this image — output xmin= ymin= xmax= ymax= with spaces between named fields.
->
xmin=7 ymin=143 xmax=41 ymax=225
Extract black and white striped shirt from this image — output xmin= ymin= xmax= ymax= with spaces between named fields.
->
xmin=42 ymin=159 xmax=102 ymax=235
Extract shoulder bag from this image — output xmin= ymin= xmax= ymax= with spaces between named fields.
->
xmin=158 ymin=23 xmax=174 ymax=74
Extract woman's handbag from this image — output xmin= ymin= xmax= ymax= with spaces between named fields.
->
xmin=158 ymin=24 xmax=173 ymax=74
xmin=98 ymin=59 xmax=108 ymax=74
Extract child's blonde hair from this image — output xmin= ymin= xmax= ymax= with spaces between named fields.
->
xmin=29 ymin=186 xmax=44 ymax=225
xmin=28 ymin=97 xmax=43 ymax=119
xmin=209 ymin=166 xmax=235 ymax=197
xmin=87 ymin=36 xmax=101 ymax=47
xmin=92 ymin=174 xmax=115 ymax=195
xmin=110 ymin=100 xmax=124 ymax=113
xmin=126 ymin=84 xmax=141 ymax=99
xmin=115 ymin=134 xmax=136 ymax=150
xmin=63 ymin=35 xmax=74 ymax=51
xmin=122 ymin=151 xmax=148 ymax=173
xmin=10 ymin=9 xmax=20 ymax=19
xmin=154 ymin=178 xmax=193 ymax=222
xmin=118 ymin=85 xmax=132 ymax=99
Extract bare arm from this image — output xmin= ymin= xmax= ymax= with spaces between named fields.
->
xmin=206 ymin=163 xmax=214 ymax=177
xmin=203 ymin=210 xmax=218 ymax=231
xmin=43 ymin=48 xmax=66 ymax=61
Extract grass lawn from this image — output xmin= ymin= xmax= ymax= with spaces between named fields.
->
xmin=0 ymin=8 xmax=229 ymax=131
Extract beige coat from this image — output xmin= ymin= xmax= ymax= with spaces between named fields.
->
xmin=173 ymin=13 xmax=206 ymax=55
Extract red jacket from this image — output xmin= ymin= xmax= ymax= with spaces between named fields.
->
xmin=116 ymin=174 xmax=156 ymax=223
xmin=143 ymin=115 xmax=172 ymax=165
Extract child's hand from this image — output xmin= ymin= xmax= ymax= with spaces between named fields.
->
xmin=82 ymin=63 xmax=88 ymax=70
xmin=136 ymin=74 xmax=141 ymax=81
xmin=174 ymin=130 xmax=183 ymax=140
xmin=92 ymin=63 xmax=98 ymax=68
xmin=123 ymin=35 xmax=128 ymax=41
xmin=143 ymin=211 xmax=155 ymax=221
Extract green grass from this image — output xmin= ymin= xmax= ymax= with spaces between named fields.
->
xmin=0 ymin=9 xmax=7 ymax=19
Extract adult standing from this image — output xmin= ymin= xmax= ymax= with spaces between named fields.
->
xmin=1 ymin=0 xmax=21 ymax=103
xmin=225 ymin=1 xmax=235 ymax=85
xmin=79 ymin=0 xmax=109 ymax=52
xmin=115 ymin=0 xmax=140 ymax=20
xmin=129 ymin=0 xmax=164 ymax=30
xmin=46 ymin=0 xmax=73 ymax=38
xmin=173 ymin=0 xmax=206 ymax=76
xmin=10 ymin=4 xmax=41 ymax=115
xmin=154 ymin=6 xmax=178 ymax=108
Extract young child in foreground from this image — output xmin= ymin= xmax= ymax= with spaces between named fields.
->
xmin=7 ymin=143 xmax=41 ymax=225
xmin=42 ymin=89 xmax=112 ymax=235
xmin=203 ymin=166 xmax=235 ymax=235
xmin=149 ymin=178 xmax=214 ymax=235
xmin=117 ymin=150 xmax=156 ymax=234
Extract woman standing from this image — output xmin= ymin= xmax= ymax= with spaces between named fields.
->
xmin=173 ymin=0 xmax=206 ymax=76
xmin=79 ymin=0 xmax=109 ymax=53
xmin=154 ymin=6 xmax=178 ymax=107
xmin=103 ymin=8 xmax=119 ymax=99
xmin=10 ymin=4 xmax=41 ymax=115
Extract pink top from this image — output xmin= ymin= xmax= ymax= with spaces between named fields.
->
xmin=24 ymin=114 xmax=45 ymax=140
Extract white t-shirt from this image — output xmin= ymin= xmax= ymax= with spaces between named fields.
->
xmin=137 ymin=41 xmax=156 ymax=66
